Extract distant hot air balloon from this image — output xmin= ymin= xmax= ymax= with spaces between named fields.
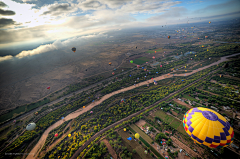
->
xmin=90 ymin=111 xmax=93 ymax=113
xmin=112 ymin=72 xmax=115 ymax=75
xmin=55 ymin=133 xmax=58 ymax=137
xmin=72 ymin=47 xmax=76 ymax=53
xmin=130 ymin=60 xmax=133 ymax=63
xmin=160 ymin=65 xmax=162 ymax=67
xmin=35 ymin=112 xmax=38 ymax=115
xmin=135 ymin=133 xmax=140 ymax=139
xmin=68 ymin=134 xmax=71 ymax=137
xmin=83 ymin=106 xmax=85 ymax=108
xmin=124 ymin=128 xmax=126 ymax=131
xmin=168 ymin=36 xmax=171 ymax=39
xmin=155 ymin=51 xmax=156 ymax=53
xmin=205 ymin=36 xmax=208 ymax=39
xmin=26 ymin=123 xmax=36 ymax=131
xmin=183 ymin=107 xmax=234 ymax=148
xmin=127 ymin=137 xmax=132 ymax=141
xmin=146 ymin=62 xmax=148 ymax=64
xmin=137 ymin=65 xmax=140 ymax=68
xmin=13 ymin=120 xmax=16 ymax=123
xmin=47 ymin=86 xmax=50 ymax=89
xmin=61 ymin=117 xmax=64 ymax=120
xmin=109 ymin=62 xmax=112 ymax=66
xmin=209 ymin=21 xmax=211 ymax=24
xmin=144 ymin=150 xmax=148 ymax=154
xmin=152 ymin=56 xmax=155 ymax=59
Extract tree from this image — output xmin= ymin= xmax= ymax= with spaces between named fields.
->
xmin=149 ymin=127 xmax=154 ymax=131
xmin=133 ymin=149 xmax=136 ymax=153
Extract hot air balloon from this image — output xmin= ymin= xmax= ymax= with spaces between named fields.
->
xmin=127 ymin=137 xmax=132 ymax=141
xmin=92 ymin=100 xmax=94 ymax=102
xmin=55 ymin=133 xmax=58 ymax=137
xmin=205 ymin=36 xmax=208 ymax=39
xmin=168 ymin=36 xmax=171 ymax=39
xmin=35 ymin=112 xmax=38 ymax=115
xmin=182 ymin=80 xmax=184 ymax=81
xmin=121 ymin=99 xmax=126 ymax=103
xmin=112 ymin=72 xmax=115 ymax=75
xmin=155 ymin=51 xmax=156 ymax=53
xmin=90 ymin=111 xmax=93 ymax=113
xmin=137 ymin=65 xmax=140 ymax=68
xmin=136 ymin=46 xmax=137 ymax=49
xmin=142 ymin=67 xmax=144 ymax=69
xmin=83 ymin=106 xmax=85 ymax=108
xmin=109 ymin=62 xmax=112 ymax=66
xmin=195 ymin=55 xmax=197 ymax=57
xmin=13 ymin=120 xmax=16 ymax=123
xmin=129 ymin=75 xmax=131 ymax=77
xmin=146 ymin=62 xmax=148 ymax=64
xmin=156 ymin=72 xmax=158 ymax=74
xmin=135 ymin=133 xmax=140 ymax=139
xmin=130 ymin=60 xmax=133 ymax=63
xmin=144 ymin=69 xmax=146 ymax=71
xmin=185 ymin=70 xmax=187 ymax=72
xmin=47 ymin=86 xmax=50 ymax=89
xmin=72 ymin=47 xmax=76 ymax=53
xmin=144 ymin=150 xmax=148 ymax=154
xmin=152 ymin=56 xmax=155 ymax=59
xmin=61 ymin=117 xmax=64 ymax=120
xmin=68 ymin=134 xmax=71 ymax=137
xmin=114 ymin=68 xmax=116 ymax=71
xmin=160 ymin=65 xmax=162 ymax=67
xmin=124 ymin=128 xmax=126 ymax=131
xmin=209 ymin=21 xmax=211 ymax=24
xmin=26 ymin=123 xmax=36 ymax=131
xmin=183 ymin=107 xmax=234 ymax=148
xmin=202 ymin=45 xmax=204 ymax=47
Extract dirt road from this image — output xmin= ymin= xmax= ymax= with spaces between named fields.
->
xmin=173 ymin=98 xmax=193 ymax=109
xmin=102 ymin=139 xmax=118 ymax=159
xmin=26 ymin=53 xmax=240 ymax=159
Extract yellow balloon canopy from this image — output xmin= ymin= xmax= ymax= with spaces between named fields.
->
xmin=183 ymin=107 xmax=234 ymax=148
xmin=83 ymin=106 xmax=85 ymax=108
xmin=135 ymin=133 xmax=140 ymax=139
xmin=124 ymin=128 xmax=126 ymax=131
xmin=68 ymin=134 xmax=71 ymax=137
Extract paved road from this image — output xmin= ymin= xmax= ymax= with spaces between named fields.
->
xmin=25 ymin=52 xmax=240 ymax=159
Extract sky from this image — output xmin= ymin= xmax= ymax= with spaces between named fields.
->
xmin=0 ymin=0 xmax=240 ymax=61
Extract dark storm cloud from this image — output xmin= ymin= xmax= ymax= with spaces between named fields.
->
xmin=0 ymin=18 xmax=15 ymax=28
xmin=0 ymin=1 xmax=8 ymax=8
xmin=0 ymin=8 xmax=15 ymax=16
xmin=82 ymin=1 xmax=101 ymax=8
xmin=42 ymin=3 xmax=72 ymax=15
xmin=11 ymin=0 xmax=57 ymax=9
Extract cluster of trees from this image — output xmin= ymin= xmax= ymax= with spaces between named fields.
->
xmin=83 ymin=142 xmax=109 ymax=159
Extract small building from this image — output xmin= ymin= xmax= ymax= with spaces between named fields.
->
xmin=236 ymin=116 xmax=240 ymax=120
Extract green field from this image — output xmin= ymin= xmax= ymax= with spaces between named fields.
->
xmin=128 ymin=126 xmax=163 ymax=159
xmin=118 ymin=129 xmax=152 ymax=159
xmin=130 ymin=124 xmax=153 ymax=143
xmin=153 ymin=110 xmax=167 ymax=120
xmin=0 ymin=98 xmax=50 ymax=123
xmin=133 ymin=57 xmax=151 ymax=65
xmin=164 ymin=115 xmax=175 ymax=124
xmin=145 ymin=48 xmax=162 ymax=53
xmin=182 ymin=94 xmax=198 ymax=102
xmin=177 ymin=124 xmax=187 ymax=136
xmin=169 ymin=119 xmax=181 ymax=129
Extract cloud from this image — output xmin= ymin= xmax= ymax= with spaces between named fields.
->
xmin=146 ymin=6 xmax=187 ymax=22
xmin=0 ymin=18 xmax=16 ymax=28
xmin=0 ymin=8 xmax=16 ymax=15
xmin=14 ymin=32 xmax=107 ymax=58
xmin=42 ymin=3 xmax=73 ymax=16
xmin=0 ymin=55 xmax=13 ymax=62
xmin=194 ymin=0 xmax=240 ymax=15
xmin=0 ymin=1 xmax=8 ymax=8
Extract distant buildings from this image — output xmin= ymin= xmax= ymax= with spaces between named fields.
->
xmin=223 ymin=106 xmax=231 ymax=110
xmin=210 ymin=106 xmax=219 ymax=112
